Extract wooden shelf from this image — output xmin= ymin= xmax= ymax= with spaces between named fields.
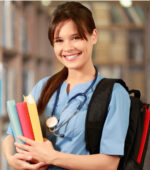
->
xmin=97 ymin=24 xmax=145 ymax=31
xmin=2 ymin=48 xmax=18 ymax=57
xmin=94 ymin=59 xmax=127 ymax=67
xmin=129 ymin=60 xmax=145 ymax=67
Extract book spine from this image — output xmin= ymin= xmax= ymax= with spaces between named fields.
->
xmin=27 ymin=103 xmax=43 ymax=142
xmin=16 ymin=102 xmax=35 ymax=141
xmin=24 ymin=95 xmax=43 ymax=142
xmin=7 ymin=100 xmax=24 ymax=144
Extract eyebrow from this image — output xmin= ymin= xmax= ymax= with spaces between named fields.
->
xmin=54 ymin=33 xmax=80 ymax=40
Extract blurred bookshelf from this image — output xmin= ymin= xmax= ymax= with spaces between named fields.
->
xmin=0 ymin=1 xmax=55 ymax=169
xmin=0 ymin=1 xmax=150 ymax=170
xmin=90 ymin=1 xmax=148 ymax=101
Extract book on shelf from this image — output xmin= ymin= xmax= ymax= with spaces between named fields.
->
xmin=24 ymin=3 xmax=37 ymax=54
xmin=94 ymin=29 xmax=127 ymax=64
xmin=22 ymin=70 xmax=34 ymax=96
xmin=110 ymin=42 xmax=126 ymax=63
xmin=127 ymin=7 xmax=144 ymax=26
xmin=6 ymin=67 xmax=17 ymax=101
xmin=1 ymin=66 xmax=17 ymax=115
xmin=98 ymin=66 xmax=122 ymax=78
xmin=122 ymin=7 xmax=136 ymax=24
xmin=110 ymin=5 xmax=125 ymax=24
xmin=21 ymin=15 xmax=29 ymax=53
xmin=117 ymin=6 xmax=131 ymax=25
xmin=94 ymin=42 xmax=111 ymax=64
xmin=1 ymin=1 xmax=5 ymax=47
xmin=98 ymin=30 xmax=112 ymax=42
xmin=1 ymin=1 xmax=16 ymax=49
xmin=134 ymin=5 xmax=146 ymax=22
xmin=129 ymin=30 xmax=144 ymax=63
xmin=128 ymin=67 xmax=145 ymax=98
xmin=92 ymin=2 xmax=111 ymax=26
xmin=0 ymin=67 xmax=2 ymax=117
xmin=36 ymin=11 xmax=50 ymax=57
xmin=122 ymin=6 xmax=144 ymax=26
xmin=0 ymin=63 xmax=7 ymax=117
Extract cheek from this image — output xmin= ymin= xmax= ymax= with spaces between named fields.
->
xmin=54 ymin=45 xmax=61 ymax=56
xmin=74 ymin=41 xmax=87 ymax=51
xmin=80 ymin=42 xmax=90 ymax=54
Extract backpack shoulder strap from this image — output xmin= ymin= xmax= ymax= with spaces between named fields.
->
xmin=85 ymin=78 xmax=127 ymax=154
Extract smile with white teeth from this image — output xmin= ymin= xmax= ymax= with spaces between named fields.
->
xmin=63 ymin=53 xmax=81 ymax=61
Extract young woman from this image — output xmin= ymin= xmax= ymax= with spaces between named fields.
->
xmin=3 ymin=2 xmax=130 ymax=170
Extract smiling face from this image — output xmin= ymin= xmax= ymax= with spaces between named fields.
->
xmin=53 ymin=19 xmax=97 ymax=71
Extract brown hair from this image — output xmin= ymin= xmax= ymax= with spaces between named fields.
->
xmin=37 ymin=1 xmax=96 ymax=115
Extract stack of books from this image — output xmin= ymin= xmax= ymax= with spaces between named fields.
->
xmin=7 ymin=94 xmax=43 ymax=144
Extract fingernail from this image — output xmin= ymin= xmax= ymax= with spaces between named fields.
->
xmin=28 ymin=156 xmax=32 ymax=160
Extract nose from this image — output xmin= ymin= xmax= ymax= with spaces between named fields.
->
xmin=63 ymin=40 xmax=73 ymax=52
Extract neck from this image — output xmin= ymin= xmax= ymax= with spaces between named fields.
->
xmin=66 ymin=65 xmax=96 ymax=85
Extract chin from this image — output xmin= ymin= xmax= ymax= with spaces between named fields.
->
xmin=65 ymin=63 xmax=85 ymax=70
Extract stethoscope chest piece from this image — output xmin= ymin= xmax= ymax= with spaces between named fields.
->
xmin=46 ymin=66 xmax=98 ymax=136
xmin=46 ymin=116 xmax=58 ymax=129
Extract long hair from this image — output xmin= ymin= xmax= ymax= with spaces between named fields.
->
xmin=37 ymin=1 xmax=96 ymax=115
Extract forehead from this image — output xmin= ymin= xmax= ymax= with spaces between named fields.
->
xmin=54 ymin=20 xmax=78 ymax=37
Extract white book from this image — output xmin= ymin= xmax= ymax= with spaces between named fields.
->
xmin=128 ymin=7 xmax=143 ymax=26
xmin=0 ymin=63 xmax=2 ymax=117
xmin=1 ymin=1 xmax=6 ymax=47
xmin=23 ymin=70 xmax=34 ymax=96
xmin=4 ymin=1 xmax=13 ymax=49
xmin=6 ymin=68 xmax=17 ymax=101
xmin=0 ymin=63 xmax=7 ymax=116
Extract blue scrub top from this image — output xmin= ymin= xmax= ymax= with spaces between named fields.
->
xmin=7 ymin=74 xmax=130 ymax=170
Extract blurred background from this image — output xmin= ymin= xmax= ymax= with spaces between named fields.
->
xmin=0 ymin=0 xmax=150 ymax=169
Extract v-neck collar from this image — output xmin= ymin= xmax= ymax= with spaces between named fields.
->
xmin=62 ymin=74 xmax=104 ymax=100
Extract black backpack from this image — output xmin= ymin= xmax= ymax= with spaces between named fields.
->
xmin=85 ymin=78 xmax=150 ymax=170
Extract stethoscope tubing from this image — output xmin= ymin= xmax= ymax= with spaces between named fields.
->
xmin=49 ymin=109 xmax=79 ymax=133
xmin=47 ymin=66 xmax=98 ymax=135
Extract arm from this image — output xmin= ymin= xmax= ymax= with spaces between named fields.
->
xmin=51 ymin=151 xmax=120 ymax=170
xmin=3 ymin=135 xmax=16 ymax=165
xmin=15 ymin=136 xmax=120 ymax=170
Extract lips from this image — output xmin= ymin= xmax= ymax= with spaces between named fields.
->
xmin=62 ymin=52 xmax=81 ymax=61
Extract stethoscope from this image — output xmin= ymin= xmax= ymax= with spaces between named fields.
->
xmin=46 ymin=66 xmax=98 ymax=137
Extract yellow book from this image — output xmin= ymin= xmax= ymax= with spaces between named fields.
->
xmin=24 ymin=94 xmax=43 ymax=142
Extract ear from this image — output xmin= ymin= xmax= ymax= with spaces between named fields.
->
xmin=92 ymin=29 xmax=98 ymax=44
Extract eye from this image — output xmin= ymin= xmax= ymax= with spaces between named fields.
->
xmin=55 ymin=39 xmax=63 ymax=43
xmin=72 ymin=36 xmax=81 ymax=40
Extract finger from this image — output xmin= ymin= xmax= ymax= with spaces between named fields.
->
xmin=26 ymin=161 xmax=46 ymax=170
xmin=18 ymin=136 xmax=35 ymax=145
xmin=37 ymin=165 xmax=49 ymax=170
xmin=43 ymin=138 xmax=48 ymax=142
xmin=16 ymin=147 xmax=28 ymax=154
xmin=14 ymin=142 xmax=31 ymax=152
xmin=15 ymin=153 xmax=32 ymax=161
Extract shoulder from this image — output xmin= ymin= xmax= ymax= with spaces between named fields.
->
xmin=108 ymin=82 xmax=131 ymax=118
xmin=30 ymin=76 xmax=51 ymax=102
xmin=34 ymin=76 xmax=51 ymax=90
xmin=111 ymin=82 xmax=130 ymax=104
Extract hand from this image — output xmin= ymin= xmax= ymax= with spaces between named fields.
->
xmin=8 ymin=152 xmax=46 ymax=170
xmin=15 ymin=136 xmax=56 ymax=164
xmin=37 ymin=165 xmax=49 ymax=170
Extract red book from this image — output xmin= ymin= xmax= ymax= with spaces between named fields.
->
xmin=16 ymin=102 xmax=35 ymax=141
